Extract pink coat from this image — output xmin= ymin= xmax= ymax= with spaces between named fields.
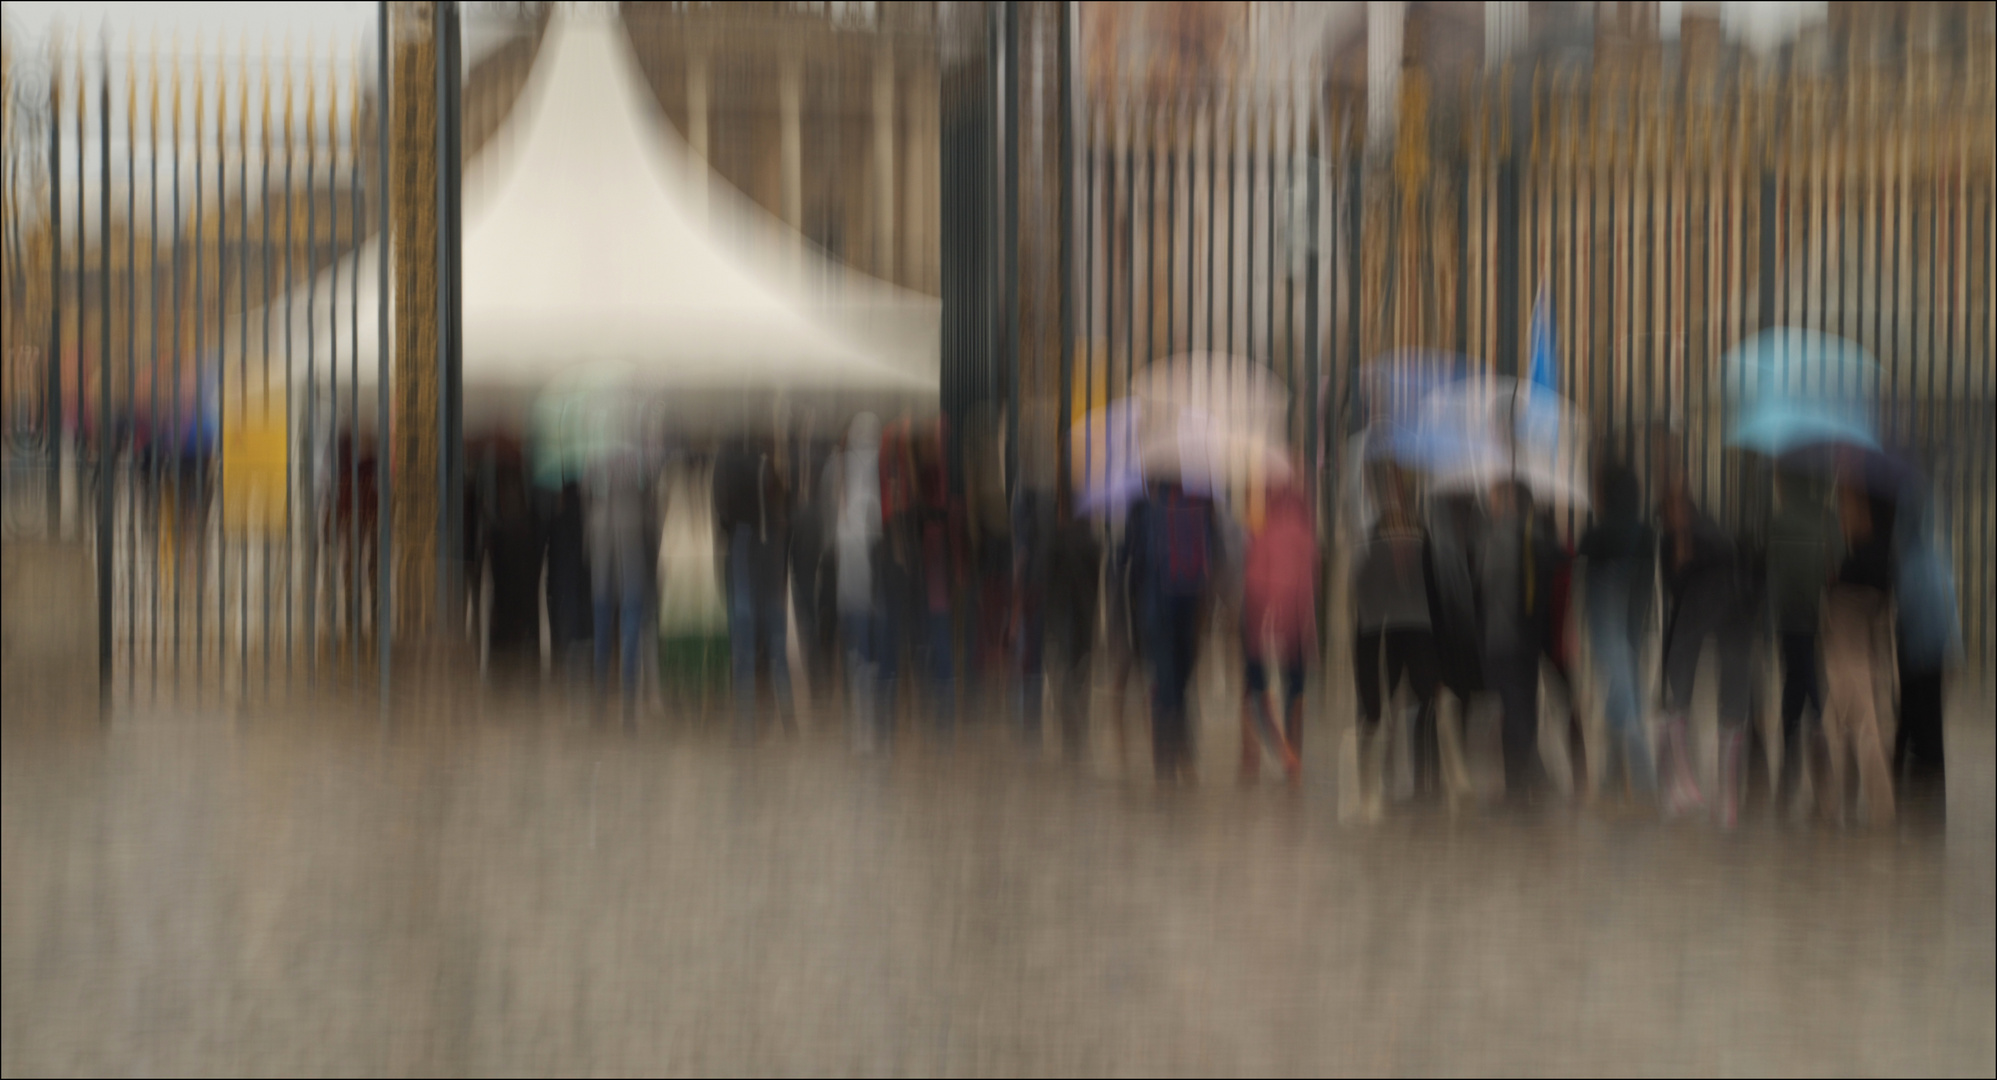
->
xmin=1242 ymin=495 xmax=1320 ymax=658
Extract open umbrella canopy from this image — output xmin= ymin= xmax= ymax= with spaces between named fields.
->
xmin=1414 ymin=376 xmax=1591 ymax=509
xmin=1724 ymin=328 xmax=1880 ymax=454
xmin=1130 ymin=352 xmax=1288 ymax=436
xmin=1729 ymin=399 xmax=1880 ymax=456
xmin=1139 ymin=408 xmax=1293 ymax=498
xmin=1071 ymin=399 xmax=1146 ymax=517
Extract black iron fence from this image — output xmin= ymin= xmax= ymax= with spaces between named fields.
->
xmin=1 ymin=17 xmax=398 ymax=703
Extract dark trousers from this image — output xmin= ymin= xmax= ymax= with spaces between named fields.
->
xmin=1355 ymin=628 xmax=1442 ymax=793
xmin=1148 ymin=595 xmax=1203 ymax=781
xmin=1895 ymin=656 xmax=1946 ymax=792
xmin=1052 ymin=616 xmax=1095 ymax=759
xmin=1487 ymin=647 xmax=1544 ymax=801
xmin=1777 ymin=631 xmax=1821 ymax=796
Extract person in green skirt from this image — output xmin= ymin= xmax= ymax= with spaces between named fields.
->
xmin=656 ymin=455 xmax=730 ymax=714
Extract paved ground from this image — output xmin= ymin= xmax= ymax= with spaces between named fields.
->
xmin=3 ymin=664 xmax=1992 ymax=1077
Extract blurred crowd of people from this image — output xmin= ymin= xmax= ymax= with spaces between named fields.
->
xmin=462 ymin=410 xmax=1956 ymax=832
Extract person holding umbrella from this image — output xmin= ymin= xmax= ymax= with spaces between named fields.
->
xmin=1763 ymin=468 xmax=1843 ymax=815
xmin=1240 ymin=479 xmax=1318 ymax=785
xmin=1654 ymin=475 xmax=1759 ymax=826
xmin=1577 ymin=462 xmax=1658 ymax=805
xmin=1349 ymin=465 xmax=1443 ymax=806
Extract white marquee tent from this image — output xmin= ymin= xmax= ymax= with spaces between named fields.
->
xmin=253 ymin=5 xmax=939 ymax=432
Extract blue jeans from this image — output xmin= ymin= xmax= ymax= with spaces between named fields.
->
xmin=843 ymin=608 xmax=892 ymax=742
xmin=923 ymin=610 xmax=955 ymax=735
xmin=594 ymin=581 xmax=647 ymax=701
xmin=730 ymin=526 xmax=792 ymax=737
xmin=1588 ymin=581 xmax=1655 ymax=796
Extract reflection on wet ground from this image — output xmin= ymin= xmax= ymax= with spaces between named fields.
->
xmin=4 ymin=671 xmax=1993 ymax=1077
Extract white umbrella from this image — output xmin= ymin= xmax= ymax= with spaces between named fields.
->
xmin=1417 ymin=376 xmax=1591 ymax=510
xmin=1129 ymin=352 xmax=1289 ymax=438
xmin=1140 ymin=407 xmax=1295 ymax=497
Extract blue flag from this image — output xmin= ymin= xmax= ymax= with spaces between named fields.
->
xmin=1521 ymin=285 xmax=1560 ymax=461
xmin=1528 ymin=284 xmax=1557 ymax=396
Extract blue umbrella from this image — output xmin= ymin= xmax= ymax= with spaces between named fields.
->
xmin=1361 ymin=416 xmax=1502 ymax=472
xmin=1729 ymin=400 xmax=1879 ymax=456
xmin=1724 ymin=328 xmax=1881 ymax=455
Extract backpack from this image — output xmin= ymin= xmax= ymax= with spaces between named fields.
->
xmin=1150 ymin=487 xmax=1214 ymax=599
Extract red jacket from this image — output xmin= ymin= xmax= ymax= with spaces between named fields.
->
xmin=1242 ymin=494 xmax=1320 ymax=657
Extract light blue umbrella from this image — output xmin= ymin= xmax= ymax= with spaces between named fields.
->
xmin=1727 ymin=400 xmax=1879 ymax=455
xmin=1724 ymin=328 xmax=1881 ymax=454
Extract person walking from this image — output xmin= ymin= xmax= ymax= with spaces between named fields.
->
xmin=1479 ymin=480 xmax=1564 ymax=809
xmin=1764 ymin=470 xmax=1842 ymax=813
xmin=1655 ymin=487 xmax=1758 ymax=825
xmin=1349 ymin=472 xmax=1442 ymax=804
xmin=911 ymin=422 xmax=960 ymax=740
xmin=1240 ymin=484 xmax=1318 ymax=785
xmin=1131 ymin=479 xmax=1222 ymax=786
xmin=835 ymin=415 xmax=889 ymax=750
xmin=587 ymin=452 xmax=657 ymax=720
xmin=788 ymin=436 xmax=839 ymax=706
xmin=715 ymin=436 xmax=793 ymax=742
xmin=545 ymin=480 xmax=593 ymax=679
xmin=1577 ymin=463 xmax=1658 ymax=805
xmin=1046 ymin=492 xmax=1103 ymax=761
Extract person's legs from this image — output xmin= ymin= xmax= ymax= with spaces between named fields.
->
xmin=1492 ymin=649 xmax=1543 ymax=804
xmin=1777 ymin=631 xmax=1820 ymax=806
xmin=762 ymin=573 xmax=794 ymax=734
xmin=593 ymin=583 xmax=617 ymax=698
xmin=1658 ymin=604 xmax=1715 ymax=813
xmin=1387 ymin=630 xmax=1440 ymax=798
xmin=1353 ymin=630 xmax=1386 ymax=732
xmin=1241 ymin=656 xmax=1271 ymax=781
xmin=1823 ymin=589 xmax=1894 ymax=825
xmin=1281 ymin=653 xmax=1306 ymax=782
xmin=620 ymin=582 xmax=646 ymax=710
xmin=1592 ymin=618 xmax=1653 ymax=800
xmin=1896 ymin=651 xmax=1946 ymax=810
xmin=1056 ymin=617 xmax=1093 ymax=760
xmin=1352 ymin=629 xmax=1387 ymax=804
xmin=927 ymin=608 xmax=956 ymax=738
xmin=729 ymin=528 xmax=761 ymax=737
xmin=1713 ymin=615 xmax=1759 ymax=827
xmin=841 ymin=608 xmax=877 ymax=749
xmin=1151 ymin=597 xmax=1199 ymax=783
xmin=1019 ymin=599 xmax=1045 ymax=743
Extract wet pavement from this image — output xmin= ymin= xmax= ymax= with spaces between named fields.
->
xmin=4 ymin=667 xmax=1993 ymax=1077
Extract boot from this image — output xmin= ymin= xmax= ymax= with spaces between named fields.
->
xmin=1774 ymin=723 xmax=1805 ymax=820
xmin=1239 ymin=699 xmax=1262 ymax=783
xmin=1810 ymin=730 xmax=1843 ymax=827
xmin=1659 ymin=714 xmax=1704 ymax=818
xmin=1283 ymin=698 xmax=1305 ymax=786
xmin=1359 ymin=721 xmax=1388 ymax=817
xmin=1718 ymin=727 xmax=1745 ymax=830
xmin=1411 ymin=703 xmax=1439 ymax=802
